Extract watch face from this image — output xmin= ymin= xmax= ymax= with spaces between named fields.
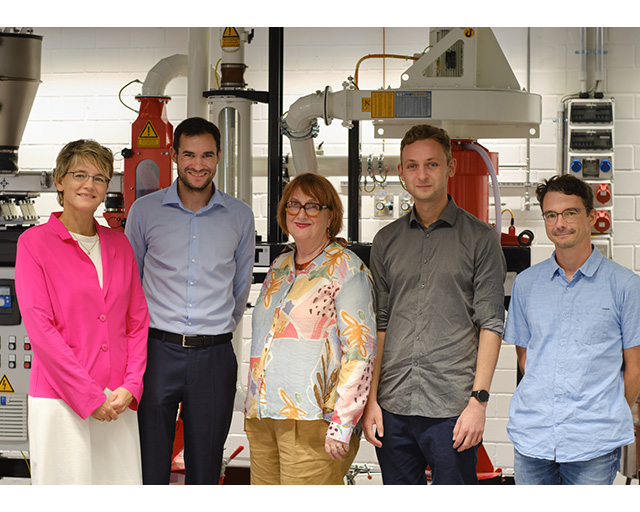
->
xmin=474 ymin=390 xmax=490 ymax=402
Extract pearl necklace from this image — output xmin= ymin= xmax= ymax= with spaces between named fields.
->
xmin=71 ymin=232 xmax=99 ymax=255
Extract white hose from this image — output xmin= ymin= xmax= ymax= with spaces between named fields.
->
xmin=462 ymin=142 xmax=501 ymax=237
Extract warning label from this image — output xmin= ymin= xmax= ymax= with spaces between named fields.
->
xmin=138 ymin=121 xmax=160 ymax=148
xmin=221 ymin=27 xmax=241 ymax=48
xmin=371 ymin=91 xmax=395 ymax=119
xmin=0 ymin=374 xmax=15 ymax=393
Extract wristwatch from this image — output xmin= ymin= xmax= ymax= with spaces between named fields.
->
xmin=471 ymin=390 xmax=490 ymax=403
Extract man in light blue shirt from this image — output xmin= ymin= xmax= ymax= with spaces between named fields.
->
xmin=125 ymin=117 xmax=255 ymax=485
xmin=505 ymin=174 xmax=640 ymax=485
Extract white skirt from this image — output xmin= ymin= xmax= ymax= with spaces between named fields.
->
xmin=28 ymin=389 xmax=142 ymax=485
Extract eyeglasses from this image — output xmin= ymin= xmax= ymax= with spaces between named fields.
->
xmin=542 ymin=207 xmax=589 ymax=224
xmin=285 ymin=201 xmax=329 ymax=217
xmin=66 ymin=171 xmax=111 ymax=187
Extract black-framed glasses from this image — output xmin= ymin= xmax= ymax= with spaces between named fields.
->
xmin=285 ymin=201 xmax=329 ymax=217
xmin=542 ymin=207 xmax=589 ymax=224
xmin=66 ymin=171 xmax=111 ymax=187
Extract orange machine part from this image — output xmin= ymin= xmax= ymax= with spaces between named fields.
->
xmin=123 ymin=96 xmax=174 ymax=216
xmin=447 ymin=140 xmax=498 ymax=225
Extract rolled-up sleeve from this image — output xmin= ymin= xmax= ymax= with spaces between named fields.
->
xmin=472 ymin=230 xmax=507 ymax=337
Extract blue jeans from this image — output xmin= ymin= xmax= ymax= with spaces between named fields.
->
xmin=514 ymin=447 xmax=621 ymax=485
xmin=375 ymin=408 xmax=478 ymax=485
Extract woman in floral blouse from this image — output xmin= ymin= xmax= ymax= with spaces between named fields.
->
xmin=245 ymin=173 xmax=376 ymax=484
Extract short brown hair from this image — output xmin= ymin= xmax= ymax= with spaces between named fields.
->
xmin=277 ymin=173 xmax=343 ymax=239
xmin=536 ymin=174 xmax=594 ymax=212
xmin=53 ymin=139 xmax=113 ymax=206
xmin=400 ymin=124 xmax=452 ymax=163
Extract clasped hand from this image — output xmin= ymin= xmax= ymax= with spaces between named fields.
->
xmin=90 ymin=387 xmax=133 ymax=422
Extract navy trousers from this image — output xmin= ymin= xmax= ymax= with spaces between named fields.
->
xmin=375 ymin=408 xmax=479 ymax=485
xmin=138 ymin=335 xmax=237 ymax=485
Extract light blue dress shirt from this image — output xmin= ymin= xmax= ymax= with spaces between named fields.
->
xmin=505 ymin=247 xmax=640 ymax=462
xmin=125 ymin=179 xmax=255 ymax=335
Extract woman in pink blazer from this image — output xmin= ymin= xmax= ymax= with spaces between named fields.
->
xmin=15 ymin=140 xmax=149 ymax=484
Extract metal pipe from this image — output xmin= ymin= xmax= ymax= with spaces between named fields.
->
xmin=579 ymin=27 xmax=588 ymax=96
xmin=187 ymin=28 xmax=210 ymax=118
xmin=141 ymin=54 xmax=187 ymax=96
xmin=595 ymin=27 xmax=604 ymax=93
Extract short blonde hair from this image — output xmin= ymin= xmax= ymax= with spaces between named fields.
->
xmin=53 ymin=139 xmax=113 ymax=206
xmin=277 ymin=173 xmax=343 ymax=239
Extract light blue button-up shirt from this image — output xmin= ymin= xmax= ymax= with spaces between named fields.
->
xmin=125 ymin=179 xmax=255 ymax=335
xmin=505 ymin=247 xmax=640 ymax=462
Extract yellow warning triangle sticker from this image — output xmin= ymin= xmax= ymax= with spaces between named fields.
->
xmin=0 ymin=374 xmax=15 ymax=393
xmin=139 ymin=121 xmax=159 ymax=139
xmin=221 ymin=27 xmax=241 ymax=48
xmin=138 ymin=121 xmax=160 ymax=148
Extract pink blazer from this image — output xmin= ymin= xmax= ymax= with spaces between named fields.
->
xmin=15 ymin=213 xmax=149 ymax=419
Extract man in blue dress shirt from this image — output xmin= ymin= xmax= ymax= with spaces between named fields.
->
xmin=505 ymin=174 xmax=640 ymax=485
xmin=125 ymin=117 xmax=255 ymax=485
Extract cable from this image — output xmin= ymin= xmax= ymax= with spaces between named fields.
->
xmin=353 ymin=53 xmax=420 ymax=88
xmin=118 ymin=79 xmax=143 ymax=114
xmin=20 ymin=450 xmax=31 ymax=481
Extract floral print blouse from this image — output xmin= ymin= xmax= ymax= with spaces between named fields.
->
xmin=245 ymin=241 xmax=376 ymax=443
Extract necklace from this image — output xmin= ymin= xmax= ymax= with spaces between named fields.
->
xmin=294 ymin=241 xmax=329 ymax=272
xmin=70 ymin=232 xmax=99 ymax=255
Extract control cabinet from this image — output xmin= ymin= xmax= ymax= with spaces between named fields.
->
xmin=564 ymin=98 xmax=614 ymax=256
xmin=0 ymin=268 xmax=30 ymax=452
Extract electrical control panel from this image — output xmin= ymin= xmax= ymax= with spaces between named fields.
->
xmin=0 ymin=269 xmax=30 ymax=452
xmin=564 ymin=98 xmax=614 ymax=253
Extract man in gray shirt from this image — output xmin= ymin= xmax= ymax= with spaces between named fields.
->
xmin=362 ymin=124 xmax=506 ymax=484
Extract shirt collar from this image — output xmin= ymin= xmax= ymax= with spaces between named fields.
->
xmin=548 ymin=245 xmax=603 ymax=280
xmin=48 ymin=211 xmax=100 ymax=241
xmin=409 ymin=195 xmax=459 ymax=228
xmin=162 ymin=178 xmax=227 ymax=212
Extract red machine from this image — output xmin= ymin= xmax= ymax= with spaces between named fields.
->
xmin=447 ymin=140 xmax=532 ymax=247
xmin=447 ymin=140 xmax=497 ymax=225
xmin=104 ymin=96 xmax=174 ymax=231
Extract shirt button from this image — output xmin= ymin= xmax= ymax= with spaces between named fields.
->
xmin=192 ymin=236 xmax=196 ymax=239
xmin=423 ymin=259 xmax=427 ymax=264
xmin=101 ymin=344 xmax=108 ymax=351
xmin=190 ymin=281 xmax=194 ymax=285
xmin=99 ymin=315 xmax=106 ymax=322
xmin=420 ymin=284 xmax=425 ymax=289
xmin=188 ymin=304 xmax=193 ymax=308
xmin=191 ymin=259 xmax=196 ymax=263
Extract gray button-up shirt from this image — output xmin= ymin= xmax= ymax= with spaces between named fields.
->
xmin=370 ymin=197 xmax=506 ymax=418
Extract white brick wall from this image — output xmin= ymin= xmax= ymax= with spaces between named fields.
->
xmin=15 ymin=26 xmax=640 ymax=479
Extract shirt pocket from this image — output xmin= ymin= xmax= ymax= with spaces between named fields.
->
xmin=576 ymin=302 xmax=615 ymax=345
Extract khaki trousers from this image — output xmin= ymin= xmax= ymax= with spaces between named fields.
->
xmin=245 ymin=417 xmax=359 ymax=485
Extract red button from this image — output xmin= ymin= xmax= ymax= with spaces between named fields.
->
xmin=24 ymin=361 xmax=31 ymax=369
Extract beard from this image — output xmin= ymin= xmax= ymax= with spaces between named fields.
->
xmin=178 ymin=169 xmax=214 ymax=192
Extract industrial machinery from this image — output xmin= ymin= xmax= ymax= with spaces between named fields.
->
xmin=0 ymin=30 xmax=43 ymax=461
xmin=276 ymin=27 xmax=539 ymax=297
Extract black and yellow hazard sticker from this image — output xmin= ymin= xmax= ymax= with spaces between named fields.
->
xmin=464 ymin=28 xmax=475 ymax=38
xmin=221 ymin=28 xmax=241 ymax=48
xmin=138 ymin=121 xmax=160 ymax=148
xmin=0 ymin=374 xmax=15 ymax=393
